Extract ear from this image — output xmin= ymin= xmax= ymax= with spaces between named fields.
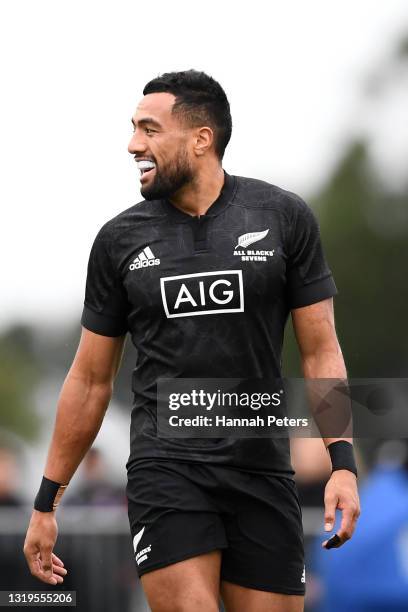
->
xmin=193 ymin=126 xmax=214 ymax=157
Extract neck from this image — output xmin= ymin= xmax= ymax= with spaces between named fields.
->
xmin=168 ymin=162 xmax=225 ymax=217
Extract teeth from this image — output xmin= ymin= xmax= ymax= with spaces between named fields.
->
xmin=137 ymin=160 xmax=156 ymax=171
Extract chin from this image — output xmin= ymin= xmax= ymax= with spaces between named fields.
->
xmin=141 ymin=180 xmax=173 ymax=201
xmin=141 ymin=191 xmax=156 ymax=201
xmin=141 ymin=187 xmax=162 ymax=201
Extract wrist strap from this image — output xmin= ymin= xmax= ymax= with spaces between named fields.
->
xmin=34 ymin=476 xmax=68 ymax=512
xmin=328 ymin=441 xmax=357 ymax=478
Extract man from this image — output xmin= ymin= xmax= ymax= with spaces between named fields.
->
xmin=24 ymin=70 xmax=360 ymax=612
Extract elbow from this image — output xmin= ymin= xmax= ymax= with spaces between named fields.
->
xmin=61 ymin=369 xmax=114 ymax=416
xmin=68 ymin=361 xmax=116 ymax=391
xmin=301 ymin=341 xmax=346 ymax=379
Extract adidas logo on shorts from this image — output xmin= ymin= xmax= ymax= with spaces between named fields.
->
xmin=129 ymin=246 xmax=160 ymax=270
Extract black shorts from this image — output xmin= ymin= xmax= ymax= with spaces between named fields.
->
xmin=126 ymin=460 xmax=305 ymax=596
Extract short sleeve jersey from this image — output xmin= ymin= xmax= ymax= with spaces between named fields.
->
xmin=81 ymin=171 xmax=337 ymax=476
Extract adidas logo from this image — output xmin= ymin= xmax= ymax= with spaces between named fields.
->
xmin=129 ymin=246 xmax=160 ymax=270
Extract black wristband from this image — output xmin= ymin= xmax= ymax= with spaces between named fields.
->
xmin=34 ymin=476 xmax=68 ymax=512
xmin=328 ymin=441 xmax=358 ymax=478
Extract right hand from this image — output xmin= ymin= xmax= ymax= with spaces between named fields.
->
xmin=23 ymin=510 xmax=67 ymax=585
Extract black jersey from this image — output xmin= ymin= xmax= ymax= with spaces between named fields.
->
xmin=81 ymin=171 xmax=337 ymax=476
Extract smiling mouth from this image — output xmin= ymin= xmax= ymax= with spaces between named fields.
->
xmin=141 ymin=166 xmax=155 ymax=176
xmin=136 ymin=160 xmax=156 ymax=176
xmin=140 ymin=167 xmax=156 ymax=183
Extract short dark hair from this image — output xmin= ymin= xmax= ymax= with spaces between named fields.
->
xmin=143 ymin=69 xmax=232 ymax=160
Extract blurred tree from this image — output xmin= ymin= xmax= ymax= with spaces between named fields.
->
xmin=283 ymin=140 xmax=408 ymax=377
xmin=318 ymin=142 xmax=408 ymax=377
xmin=32 ymin=322 xmax=137 ymax=410
xmin=0 ymin=325 xmax=40 ymax=440
xmin=283 ymin=34 xmax=408 ymax=378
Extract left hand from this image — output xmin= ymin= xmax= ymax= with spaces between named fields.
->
xmin=322 ymin=469 xmax=360 ymax=549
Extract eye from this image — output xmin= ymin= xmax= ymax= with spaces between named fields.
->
xmin=145 ymin=127 xmax=155 ymax=135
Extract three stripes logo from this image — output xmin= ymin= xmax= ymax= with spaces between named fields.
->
xmin=129 ymin=246 xmax=160 ymax=270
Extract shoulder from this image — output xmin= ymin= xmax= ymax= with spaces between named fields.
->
xmin=232 ymin=174 xmax=312 ymax=221
xmin=94 ymin=198 xmax=166 ymax=243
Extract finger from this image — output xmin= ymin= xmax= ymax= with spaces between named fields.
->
xmin=35 ymin=559 xmax=58 ymax=585
xmin=40 ymin=548 xmax=56 ymax=582
xmin=323 ymin=508 xmax=357 ymax=550
xmin=24 ymin=548 xmax=57 ymax=585
xmin=25 ymin=550 xmax=46 ymax=582
xmin=52 ymin=553 xmax=64 ymax=567
xmin=39 ymin=561 xmax=58 ymax=585
xmin=337 ymin=508 xmax=357 ymax=543
xmin=324 ymin=494 xmax=338 ymax=532
xmin=322 ymin=534 xmax=342 ymax=549
xmin=42 ymin=569 xmax=58 ymax=585
xmin=52 ymin=564 xmax=68 ymax=577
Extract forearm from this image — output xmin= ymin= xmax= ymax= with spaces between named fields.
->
xmin=301 ymin=346 xmax=352 ymax=448
xmin=43 ymin=370 xmax=113 ymax=484
xmin=25 ymin=329 xmax=124 ymax=586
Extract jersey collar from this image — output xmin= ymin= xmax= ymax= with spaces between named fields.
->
xmin=160 ymin=170 xmax=237 ymax=223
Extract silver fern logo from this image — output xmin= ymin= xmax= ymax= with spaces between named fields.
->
xmin=133 ymin=526 xmax=152 ymax=566
xmin=235 ymin=229 xmax=269 ymax=249
xmin=234 ymin=229 xmax=274 ymax=262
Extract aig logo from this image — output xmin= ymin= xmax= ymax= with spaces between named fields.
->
xmin=160 ymin=270 xmax=244 ymax=318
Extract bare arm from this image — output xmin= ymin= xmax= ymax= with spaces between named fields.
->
xmin=291 ymin=297 xmax=351 ymax=447
xmin=24 ymin=327 xmax=127 ymax=584
xmin=292 ymin=298 xmax=360 ymax=547
xmin=44 ymin=327 xmax=126 ymax=483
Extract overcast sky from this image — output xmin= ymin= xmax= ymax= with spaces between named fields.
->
xmin=1 ymin=1 xmax=408 ymax=330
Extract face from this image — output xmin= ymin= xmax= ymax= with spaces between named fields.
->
xmin=128 ymin=92 xmax=195 ymax=200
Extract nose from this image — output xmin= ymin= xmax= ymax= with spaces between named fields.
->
xmin=128 ymin=130 xmax=147 ymax=155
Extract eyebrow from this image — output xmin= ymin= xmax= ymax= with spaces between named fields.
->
xmin=131 ymin=117 xmax=162 ymax=129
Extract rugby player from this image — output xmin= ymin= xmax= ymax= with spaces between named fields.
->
xmin=24 ymin=70 xmax=360 ymax=612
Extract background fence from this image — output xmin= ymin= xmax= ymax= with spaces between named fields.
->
xmin=0 ymin=505 xmax=325 ymax=612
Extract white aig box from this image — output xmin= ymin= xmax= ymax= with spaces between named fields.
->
xmin=160 ymin=270 xmax=244 ymax=318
